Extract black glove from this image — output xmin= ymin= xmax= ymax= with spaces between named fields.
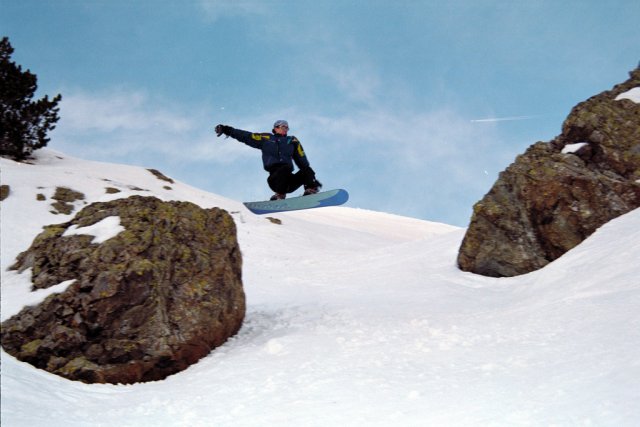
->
xmin=215 ymin=124 xmax=232 ymax=137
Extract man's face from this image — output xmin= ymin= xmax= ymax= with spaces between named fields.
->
xmin=274 ymin=125 xmax=288 ymax=136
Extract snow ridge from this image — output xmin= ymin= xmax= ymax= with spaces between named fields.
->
xmin=2 ymin=149 xmax=639 ymax=426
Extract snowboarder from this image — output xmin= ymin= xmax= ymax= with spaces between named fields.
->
xmin=215 ymin=120 xmax=322 ymax=200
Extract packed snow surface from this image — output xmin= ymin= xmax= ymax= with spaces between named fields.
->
xmin=2 ymin=150 xmax=639 ymax=426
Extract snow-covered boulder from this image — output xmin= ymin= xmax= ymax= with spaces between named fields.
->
xmin=1 ymin=195 xmax=245 ymax=384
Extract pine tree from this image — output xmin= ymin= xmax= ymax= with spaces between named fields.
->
xmin=0 ymin=37 xmax=62 ymax=161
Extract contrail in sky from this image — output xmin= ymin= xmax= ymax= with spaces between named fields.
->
xmin=470 ymin=115 xmax=539 ymax=123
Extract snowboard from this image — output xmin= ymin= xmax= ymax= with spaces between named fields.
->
xmin=243 ymin=189 xmax=349 ymax=215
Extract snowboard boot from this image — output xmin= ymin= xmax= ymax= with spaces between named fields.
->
xmin=303 ymin=180 xmax=322 ymax=196
xmin=270 ymin=193 xmax=286 ymax=201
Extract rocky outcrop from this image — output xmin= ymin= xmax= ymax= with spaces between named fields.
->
xmin=1 ymin=195 xmax=244 ymax=384
xmin=50 ymin=186 xmax=86 ymax=215
xmin=0 ymin=184 xmax=9 ymax=201
xmin=458 ymin=68 xmax=640 ymax=277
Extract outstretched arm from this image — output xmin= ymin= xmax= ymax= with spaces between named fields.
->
xmin=215 ymin=124 xmax=265 ymax=149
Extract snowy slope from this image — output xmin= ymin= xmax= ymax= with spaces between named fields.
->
xmin=1 ymin=149 xmax=639 ymax=426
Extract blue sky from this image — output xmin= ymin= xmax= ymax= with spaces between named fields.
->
xmin=3 ymin=0 xmax=639 ymax=225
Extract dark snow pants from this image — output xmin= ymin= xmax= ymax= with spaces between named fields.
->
xmin=267 ymin=163 xmax=316 ymax=195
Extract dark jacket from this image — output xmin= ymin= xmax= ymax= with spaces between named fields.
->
xmin=228 ymin=127 xmax=311 ymax=172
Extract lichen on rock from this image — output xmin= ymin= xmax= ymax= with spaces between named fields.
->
xmin=1 ymin=195 xmax=245 ymax=384
xmin=458 ymin=67 xmax=640 ymax=277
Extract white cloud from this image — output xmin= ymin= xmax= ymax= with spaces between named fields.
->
xmin=60 ymin=91 xmax=192 ymax=133
xmin=53 ymin=89 xmax=253 ymax=164
xmin=317 ymin=63 xmax=382 ymax=105
xmin=288 ymin=106 xmax=502 ymax=188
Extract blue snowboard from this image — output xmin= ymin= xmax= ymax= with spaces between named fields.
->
xmin=243 ymin=189 xmax=349 ymax=215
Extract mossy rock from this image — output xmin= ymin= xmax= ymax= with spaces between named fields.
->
xmin=458 ymin=67 xmax=640 ymax=277
xmin=1 ymin=195 xmax=245 ymax=384
xmin=0 ymin=184 xmax=10 ymax=201
xmin=50 ymin=186 xmax=86 ymax=215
